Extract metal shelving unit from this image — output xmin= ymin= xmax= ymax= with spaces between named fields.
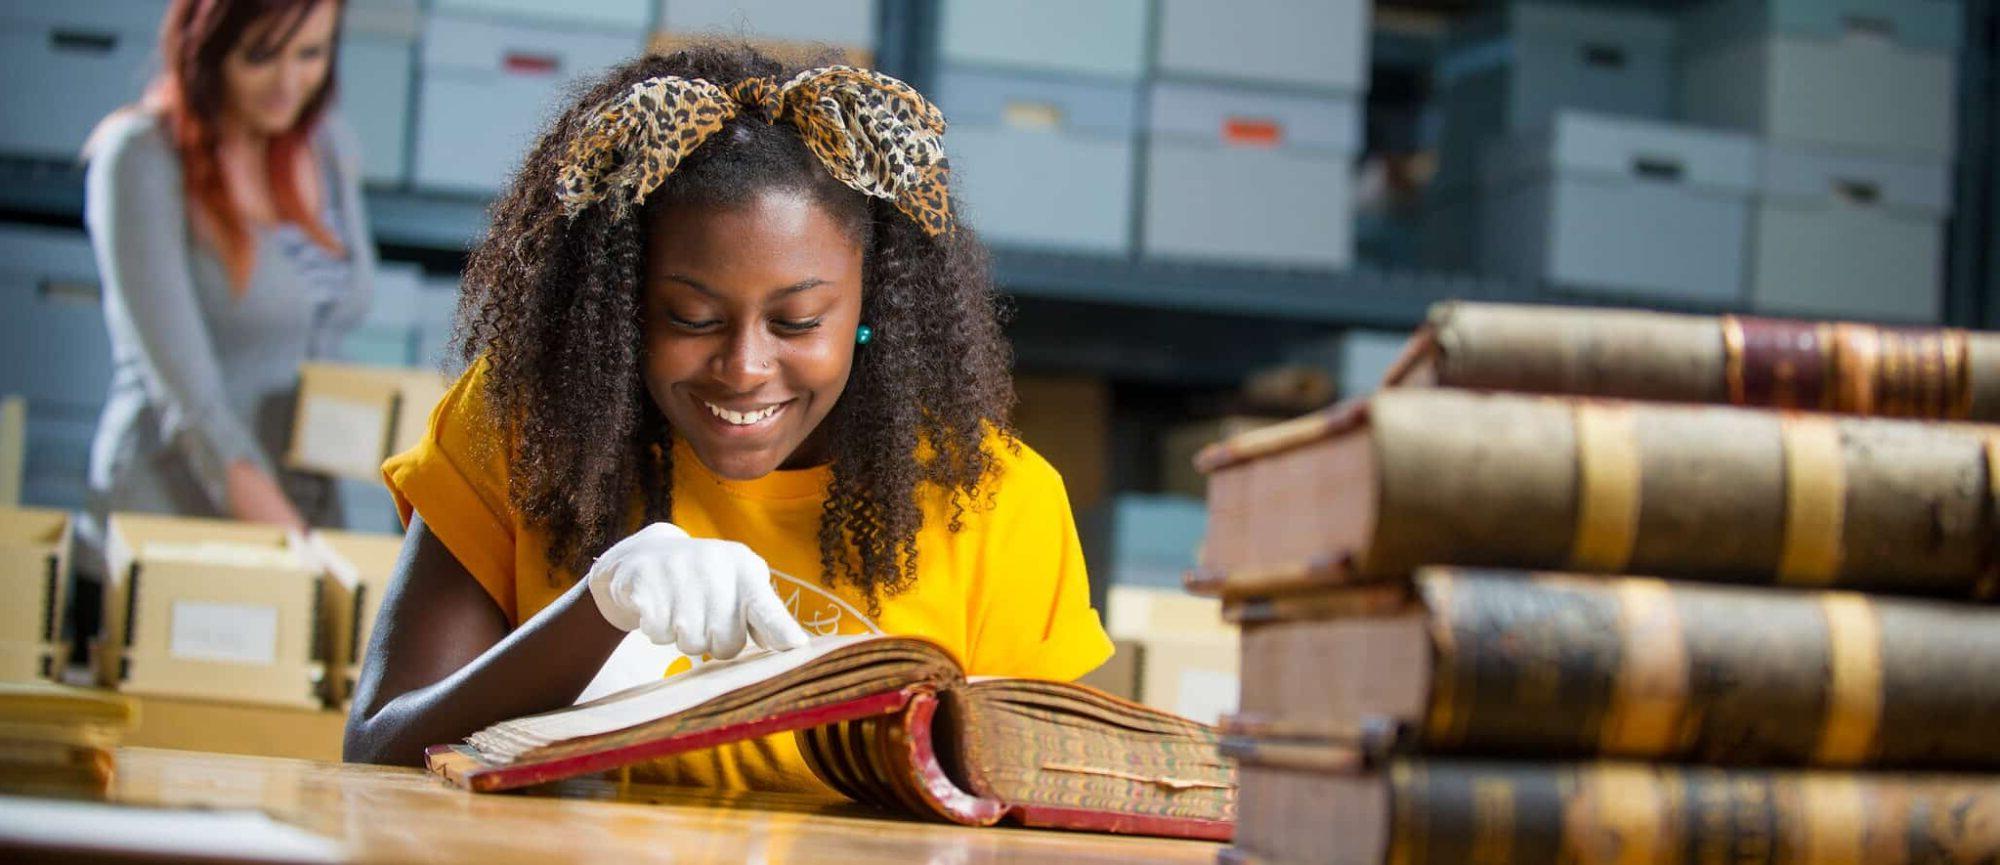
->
xmin=7 ymin=0 xmax=1993 ymax=339
xmin=0 ymin=157 xmax=1515 ymax=333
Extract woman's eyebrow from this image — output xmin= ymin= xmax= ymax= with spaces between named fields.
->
xmin=772 ymin=278 xmax=829 ymax=297
xmin=661 ymin=274 xmax=828 ymax=298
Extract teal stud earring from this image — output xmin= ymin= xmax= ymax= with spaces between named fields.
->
xmin=856 ymin=324 xmax=874 ymax=345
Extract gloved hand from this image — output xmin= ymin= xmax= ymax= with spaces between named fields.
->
xmin=585 ymin=522 xmax=813 ymax=660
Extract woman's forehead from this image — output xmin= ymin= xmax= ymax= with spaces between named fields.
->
xmin=645 ymin=191 xmax=863 ymax=296
xmin=237 ymin=0 xmax=337 ymax=54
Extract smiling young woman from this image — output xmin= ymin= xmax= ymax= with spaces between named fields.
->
xmin=76 ymin=0 xmax=376 ymax=591
xmin=343 ymin=45 xmax=1115 ymax=792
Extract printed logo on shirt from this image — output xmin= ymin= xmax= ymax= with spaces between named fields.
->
xmin=771 ymin=568 xmax=882 ymax=637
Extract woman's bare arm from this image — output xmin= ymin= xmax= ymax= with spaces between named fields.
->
xmin=342 ymin=511 xmax=625 ymax=766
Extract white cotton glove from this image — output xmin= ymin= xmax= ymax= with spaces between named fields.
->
xmin=584 ymin=522 xmax=812 ymax=660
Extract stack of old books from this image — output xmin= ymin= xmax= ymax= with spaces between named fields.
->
xmin=1192 ymin=302 xmax=2000 ymax=864
xmin=0 ymin=681 xmax=136 ymax=799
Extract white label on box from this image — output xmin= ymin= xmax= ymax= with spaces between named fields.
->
xmin=169 ymin=601 xmax=279 ymax=666
xmin=1174 ymin=667 xmax=1239 ymax=726
xmin=294 ymin=396 xmax=387 ymax=474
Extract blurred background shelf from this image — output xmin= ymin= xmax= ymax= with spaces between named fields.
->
xmin=0 ymin=155 xmax=1752 ymax=329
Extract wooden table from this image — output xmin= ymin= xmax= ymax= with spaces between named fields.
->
xmin=11 ymin=747 xmax=1225 ymax=863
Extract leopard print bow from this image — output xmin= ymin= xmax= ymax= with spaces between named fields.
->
xmin=555 ymin=66 xmax=954 ymax=237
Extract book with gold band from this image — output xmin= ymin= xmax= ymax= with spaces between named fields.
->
xmin=1388 ymin=301 xmax=2000 ymax=420
xmin=425 ymin=635 xmax=1235 ymax=839
xmin=1230 ymin=567 xmax=2000 ymax=769
xmin=1191 ymin=389 xmax=2000 ymax=599
xmin=1220 ymin=739 xmax=2000 ymax=865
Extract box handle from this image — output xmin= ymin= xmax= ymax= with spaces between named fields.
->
xmin=37 ymin=278 xmax=101 ymax=305
xmin=1833 ymin=178 xmax=1882 ymax=206
xmin=50 ymin=29 xmax=119 ymax=54
xmin=1842 ymin=14 xmax=1897 ymax=41
xmin=503 ymin=51 xmax=561 ymax=75
xmin=1001 ymin=100 xmax=1065 ymax=131
xmin=1222 ymin=116 xmax=1284 ymax=148
xmin=1630 ymin=155 xmax=1684 ymax=182
xmin=1580 ymin=43 xmax=1628 ymax=70
xmin=43 ymin=553 xmax=60 ymax=643
xmin=348 ymin=585 xmax=369 ymax=665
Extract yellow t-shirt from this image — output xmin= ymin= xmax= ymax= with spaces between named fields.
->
xmin=382 ymin=361 xmax=1114 ymax=792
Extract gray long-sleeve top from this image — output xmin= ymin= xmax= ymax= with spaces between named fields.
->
xmin=83 ymin=110 xmax=377 ymax=520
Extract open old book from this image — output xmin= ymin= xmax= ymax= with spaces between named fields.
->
xmin=425 ymin=635 xmax=1235 ymax=839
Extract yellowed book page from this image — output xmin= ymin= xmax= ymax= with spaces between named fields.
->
xmin=468 ymin=635 xmax=881 ymax=762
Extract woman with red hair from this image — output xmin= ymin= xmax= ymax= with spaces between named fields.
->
xmin=82 ymin=0 xmax=375 ymax=538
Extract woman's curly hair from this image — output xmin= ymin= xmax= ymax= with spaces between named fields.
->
xmin=453 ymin=44 xmax=1016 ymax=611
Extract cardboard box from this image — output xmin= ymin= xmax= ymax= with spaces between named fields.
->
xmin=1432 ymin=2 xmax=1677 ymax=193
xmin=1160 ymin=417 xmax=1279 ymax=498
xmin=286 ymin=363 xmax=450 ymax=484
xmin=0 ymin=1 xmax=164 ymax=161
xmin=939 ymin=0 xmax=1147 ymax=79
xmin=100 ymin=514 xmax=330 ymax=709
xmin=935 ymin=68 xmax=1139 ymax=254
xmin=1681 ymin=0 xmax=1959 ymax=159
xmin=0 ymin=395 xmax=22 ymax=507
xmin=647 ymin=32 xmax=874 ymax=69
xmin=311 ymin=529 xmax=404 ymax=705
xmin=1078 ymin=634 xmax=1240 ymax=725
xmin=1155 ymin=0 xmax=1370 ymax=91
xmin=0 ymin=507 xmax=69 ymax=681
xmin=1075 ymin=638 xmax=1141 ymax=702
xmin=1749 ymin=146 xmax=1949 ymax=324
xmin=338 ymin=1 xmax=420 ymax=186
xmin=1143 ymin=82 xmax=1361 ymax=269
xmin=1134 ymin=636 xmax=1239 ymax=726
xmin=126 ymin=694 xmax=347 ymax=763
xmin=413 ymin=15 xmax=639 ymax=194
xmin=655 ymin=0 xmax=877 ymax=47
xmin=1011 ymin=375 xmax=1110 ymax=511
xmin=1101 ymin=586 xmax=1237 ymax=723
xmin=437 ymin=0 xmax=652 ymax=31
xmin=1105 ymin=585 xmax=1232 ymax=642
xmin=1479 ymin=111 xmax=1757 ymax=304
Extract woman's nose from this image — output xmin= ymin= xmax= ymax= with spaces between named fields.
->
xmin=710 ymin=326 xmax=775 ymax=390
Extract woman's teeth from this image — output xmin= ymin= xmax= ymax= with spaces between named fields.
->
xmin=705 ymin=401 xmax=784 ymax=426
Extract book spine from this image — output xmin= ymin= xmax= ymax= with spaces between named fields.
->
xmin=1230 ymin=753 xmax=2000 ymax=865
xmin=1425 ymin=302 xmax=2000 ymax=421
xmin=1425 ymin=302 xmax=1730 ymax=405
xmin=1356 ymin=390 xmax=1994 ymax=596
xmin=1418 ymin=569 xmax=2000 ymax=768
xmin=1387 ymin=760 xmax=2000 ymax=865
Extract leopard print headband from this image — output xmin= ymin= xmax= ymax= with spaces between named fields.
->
xmin=555 ymin=66 xmax=954 ymax=237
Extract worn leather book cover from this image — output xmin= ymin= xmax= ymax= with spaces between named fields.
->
xmin=1191 ymin=389 xmax=2000 ymax=599
xmin=1387 ymin=301 xmax=2000 ymax=421
xmin=1221 ymin=739 xmax=2000 ymax=865
xmin=1229 ymin=568 xmax=2000 ymax=769
xmin=424 ymin=635 xmax=1234 ymax=840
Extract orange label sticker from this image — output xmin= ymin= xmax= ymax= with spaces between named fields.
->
xmin=504 ymin=52 xmax=560 ymax=75
xmin=1222 ymin=117 xmax=1283 ymax=148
